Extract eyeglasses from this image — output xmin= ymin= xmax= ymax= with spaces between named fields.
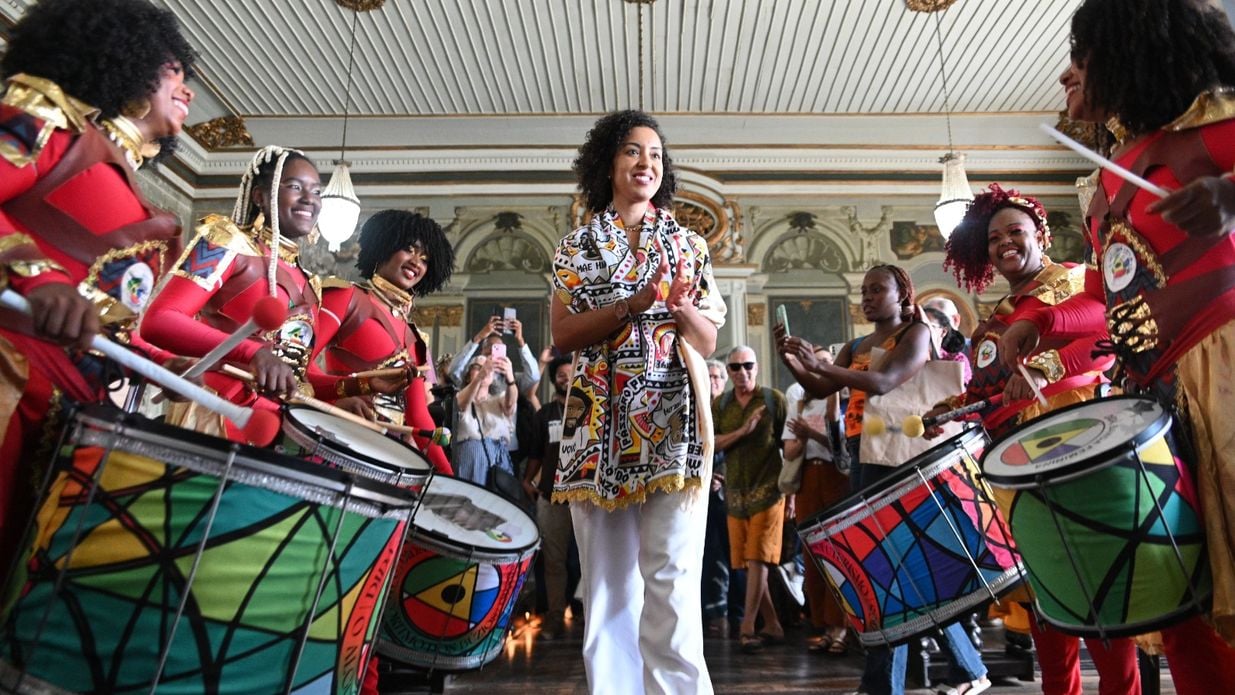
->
xmin=727 ymin=362 xmax=756 ymax=372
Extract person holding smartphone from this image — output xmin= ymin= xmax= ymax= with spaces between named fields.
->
xmin=452 ymin=352 xmax=517 ymax=485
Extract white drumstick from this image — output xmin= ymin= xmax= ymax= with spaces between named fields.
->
xmin=1017 ymin=362 xmax=1049 ymax=407
xmin=1039 ymin=123 xmax=1169 ymax=198
xmin=1 ymin=289 xmax=280 ymax=445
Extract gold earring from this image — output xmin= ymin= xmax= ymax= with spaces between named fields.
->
xmin=308 ymin=226 xmax=320 ymax=246
xmin=122 ymin=98 xmax=151 ymax=119
xmin=251 ymin=212 xmax=266 ymax=230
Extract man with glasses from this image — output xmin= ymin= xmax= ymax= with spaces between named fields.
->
xmin=712 ymin=346 xmax=788 ymax=653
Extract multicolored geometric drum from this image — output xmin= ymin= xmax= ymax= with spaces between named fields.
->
xmin=799 ymin=427 xmax=1023 ymax=647
xmin=982 ymin=396 xmax=1210 ymax=637
xmin=379 ymin=476 xmax=539 ymax=671
xmin=281 ymin=405 xmax=431 ymax=488
xmin=0 ymin=406 xmax=418 ymax=695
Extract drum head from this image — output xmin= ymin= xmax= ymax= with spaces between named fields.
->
xmin=982 ymin=396 xmax=1170 ymax=488
xmin=284 ymin=406 xmax=430 ymax=473
xmin=413 ymin=476 xmax=540 ymax=556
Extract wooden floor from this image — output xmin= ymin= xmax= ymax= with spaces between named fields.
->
xmin=379 ymin=613 xmax=1178 ymax=695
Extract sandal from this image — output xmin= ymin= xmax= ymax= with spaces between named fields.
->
xmin=826 ymin=636 xmax=848 ymax=655
xmin=740 ymin=633 xmax=764 ymax=653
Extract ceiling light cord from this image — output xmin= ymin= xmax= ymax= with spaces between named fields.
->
xmin=340 ymin=8 xmax=360 ymax=162
xmin=933 ymin=12 xmax=955 ymax=153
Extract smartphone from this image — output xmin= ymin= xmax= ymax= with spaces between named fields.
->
xmin=775 ymin=304 xmax=790 ymax=337
xmin=490 ymin=342 xmax=507 ymax=360
xmin=502 ymin=307 xmax=517 ymax=335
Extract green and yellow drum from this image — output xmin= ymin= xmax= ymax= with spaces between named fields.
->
xmin=0 ymin=406 xmax=418 ymax=694
xmin=982 ymin=396 xmax=1210 ymax=638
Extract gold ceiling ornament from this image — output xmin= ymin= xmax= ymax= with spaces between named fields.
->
xmin=905 ymin=0 xmax=960 ymax=12
xmin=335 ymin=0 xmax=385 ymax=11
xmin=183 ymin=116 xmax=254 ymax=150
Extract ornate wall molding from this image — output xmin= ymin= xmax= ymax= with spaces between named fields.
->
xmin=412 ymin=305 xmax=463 ymax=327
xmin=763 ymin=217 xmax=847 ymax=274
xmin=465 ymin=232 xmax=550 ymax=274
xmin=849 ymin=303 xmax=871 ymax=325
xmin=747 ymin=302 xmax=766 ymax=327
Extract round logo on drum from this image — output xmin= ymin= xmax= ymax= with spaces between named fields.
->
xmin=1103 ymin=243 xmax=1137 ymax=293
xmin=975 ymin=339 xmax=997 ymax=369
xmin=279 ymin=319 xmax=314 ymax=348
xmin=486 ymin=528 xmax=513 ymax=544
xmin=120 ymin=262 xmax=155 ymax=311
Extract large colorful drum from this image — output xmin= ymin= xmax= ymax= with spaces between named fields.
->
xmin=799 ymin=427 xmax=1022 ymax=647
xmin=982 ymin=396 xmax=1210 ymax=637
xmin=379 ymin=476 xmax=539 ymax=671
xmin=0 ymin=406 xmax=417 ymax=695
xmin=281 ymin=405 xmax=431 ymax=488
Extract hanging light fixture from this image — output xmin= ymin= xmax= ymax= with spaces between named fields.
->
xmin=317 ymin=6 xmax=364 ymax=251
xmin=921 ymin=2 xmax=973 ymax=239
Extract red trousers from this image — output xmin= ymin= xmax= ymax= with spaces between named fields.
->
xmin=1029 ymin=611 xmax=1139 ymax=695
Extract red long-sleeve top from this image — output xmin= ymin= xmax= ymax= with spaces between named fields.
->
xmin=0 ymin=76 xmax=181 ymax=401
xmin=1025 ymin=106 xmax=1235 ymax=387
xmin=140 ymin=216 xmax=340 ymax=437
xmin=314 ymin=281 xmax=451 ymax=474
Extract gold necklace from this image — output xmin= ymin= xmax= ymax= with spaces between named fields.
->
xmin=100 ymin=116 xmax=159 ymax=169
xmin=252 ymin=225 xmax=301 ymax=265
xmin=368 ymin=274 xmax=414 ymax=321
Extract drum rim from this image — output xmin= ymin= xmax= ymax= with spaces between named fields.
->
xmin=411 ymin=475 xmax=542 ymax=557
xmin=799 ymin=426 xmax=989 ymax=536
xmin=282 ymin=404 xmax=432 ymax=475
xmin=980 ymin=395 xmax=1172 ymax=489
xmin=376 ymin=636 xmax=504 ymax=672
xmin=71 ymin=405 xmax=421 ymax=513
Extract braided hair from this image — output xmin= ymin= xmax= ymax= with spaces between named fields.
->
xmin=355 ymin=209 xmax=455 ymax=296
xmin=943 ymin=183 xmax=1051 ymax=293
xmin=868 ymin=263 xmax=915 ymax=320
xmin=230 ymin=146 xmax=315 ymax=297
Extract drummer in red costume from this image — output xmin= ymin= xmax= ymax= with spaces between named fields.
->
xmin=0 ymin=0 xmax=196 ymax=566
xmin=999 ymin=0 xmax=1235 ymax=691
xmin=141 ymin=146 xmax=339 ymax=442
xmin=314 ymin=209 xmax=454 ymax=474
xmin=924 ymin=184 xmax=1138 ymax=695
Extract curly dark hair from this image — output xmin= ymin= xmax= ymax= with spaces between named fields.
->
xmin=1070 ymin=0 xmax=1235 ymax=135
xmin=868 ymin=263 xmax=915 ymax=320
xmin=547 ymin=355 xmax=573 ymax=382
xmin=573 ymin=110 xmax=678 ymax=215
xmin=2 ymin=0 xmax=197 ymax=120
xmin=355 ymin=209 xmax=455 ymax=296
xmin=943 ymin=184 xmax=1051 ymax=293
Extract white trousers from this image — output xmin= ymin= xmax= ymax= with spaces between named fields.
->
xmin=571 ymin=490 xmax=713 ymax=695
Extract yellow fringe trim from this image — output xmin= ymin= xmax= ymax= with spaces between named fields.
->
xmin=552 ymin=474 xmax=704 ymax=511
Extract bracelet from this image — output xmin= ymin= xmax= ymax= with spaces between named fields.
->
xmin=358 ymin=377 xmax=372 ymax=395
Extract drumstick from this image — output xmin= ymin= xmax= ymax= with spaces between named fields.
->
xmin=151 ymin=296 xmax=289 ymax=404
xmin=1039 ymin=123 xmax=1169 ymax=198
xmin=0 ymin=289 xmax=279 ymax=445
xmin=1017 ymin=362 xmax=1049 ymax=407
xmin=349 ymin=365 xmax=426 ymax=379
xmin=220 ymin=363 xmax=389 ymax=435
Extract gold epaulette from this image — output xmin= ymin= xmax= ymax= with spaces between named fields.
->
xmin=0 ymin=74 xmax=97 ymax=168
xmin=1167 ymin=88 xmax=1235 ymax=132
xmin=193 ymin=214 xmax=264 ymax=258
xmin=1029 ymin=263 xmax=1086 ymax=306
xmin=320 ymin=275 xmax=354 ymax=290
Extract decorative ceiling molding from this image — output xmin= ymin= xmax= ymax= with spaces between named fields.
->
xmin=183 ymin=116 xmax=255 ymax=151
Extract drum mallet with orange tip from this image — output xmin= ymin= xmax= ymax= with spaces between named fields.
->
xmin=0 ymin=289 xmax=281 ymax=446
xmin=384 ymin=422 xmax=452 ymax=447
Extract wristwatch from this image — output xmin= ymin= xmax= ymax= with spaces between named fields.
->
xmin=613 ymin=298 xmax=631 ymax=321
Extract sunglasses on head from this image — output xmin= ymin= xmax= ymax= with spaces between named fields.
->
xmin=727 ymin=361 xmax=756 ymax=372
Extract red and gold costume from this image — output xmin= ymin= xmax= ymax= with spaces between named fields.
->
xmin=953 ymin=261 xmax=1111 ymax=438
xmin=1021 ymin=91 xmax=1235 ymax=671
xmin=314 ymin=277 xmax=451 ymax=474
xmin=140 ymin=213 xmax=337 ymax=441
xmin=0 ymin=75 xmax=181 ymax=562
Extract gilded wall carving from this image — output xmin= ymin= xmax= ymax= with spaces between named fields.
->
xmin=412 ymin=305 xmax=463 ymax=327
xmin=747 ymin=302 xmax=766 ymax=327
